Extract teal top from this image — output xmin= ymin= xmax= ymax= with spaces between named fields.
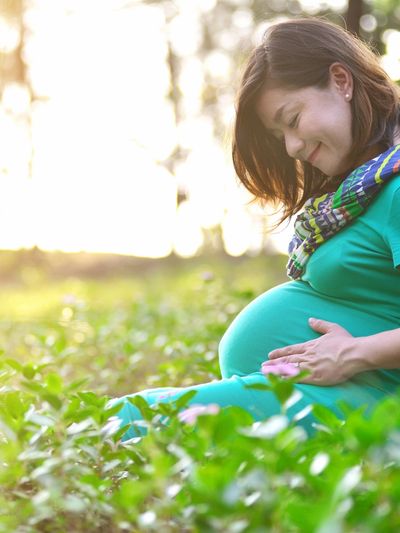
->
xmin=260 ymin=173 xmax=400 ymax=392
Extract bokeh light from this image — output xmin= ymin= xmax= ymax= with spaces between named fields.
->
xmin=0 ymin=1 xmax=398 ymax=260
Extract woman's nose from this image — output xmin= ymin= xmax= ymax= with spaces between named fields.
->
xmin=284 ymin=133 xmax=305 ymax=159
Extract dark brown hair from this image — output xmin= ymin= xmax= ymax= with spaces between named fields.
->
xmin=232 ymin=17 xmax=400 ymax=224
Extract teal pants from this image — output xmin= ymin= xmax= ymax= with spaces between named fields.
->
xmin=110 ymin=288 xmax=393 ymax=441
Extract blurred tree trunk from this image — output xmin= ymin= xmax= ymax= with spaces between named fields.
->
xmin=345 ymin=0 xmax=364 ymax=36
xmin=14 ymin=2 xmax=28 ymax=86
xmin=0 ymin=0 xmax=36 ymax=179
xmin=0 ymin=0 xmax=25 ymax=92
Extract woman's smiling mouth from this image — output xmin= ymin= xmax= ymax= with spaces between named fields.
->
xmin=307 ymin=142 xmax=321 ymax=164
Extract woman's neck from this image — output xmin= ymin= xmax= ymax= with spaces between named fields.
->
xmin=350 ymin=143 xmax=384 ymax=172
xmin=325 ymin=135 xmax=400 ymax=191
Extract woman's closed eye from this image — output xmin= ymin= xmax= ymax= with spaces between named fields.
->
xmin=288 ymin=113 xmax=299 ymax=129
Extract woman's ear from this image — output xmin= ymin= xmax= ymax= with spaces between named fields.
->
xmin=329 ymin=62 xmax=353 ymax=101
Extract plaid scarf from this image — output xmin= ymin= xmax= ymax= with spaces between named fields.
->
xmin=287 ymin=144 xmax=400 ymax=280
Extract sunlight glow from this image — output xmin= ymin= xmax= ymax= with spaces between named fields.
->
xmin=0 ymin=16 xmax=20 ymax=53
xmin=381 ymin=30 xmax=400 ymax=81
xmin=25 ymin=2 xmax=178 ymax=257
xmin=173 ymin=201 xmax=204 ymax=257
xmin=222 ymin=210 xmax=251 ymax=257
xmin=2 ymin=83 xmax=31 ymax=115
xmin=1 ymin=2 xmax=398 ymax=259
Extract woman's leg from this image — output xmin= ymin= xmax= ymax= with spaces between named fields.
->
xmin=109 ymin=373 xmax=277 ymax=441
xmin=109 ymin=371 xmax=386 ymax=441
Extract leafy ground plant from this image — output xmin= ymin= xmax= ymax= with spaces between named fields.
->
xmin=0 ymin=256 xmax=399 ymax=532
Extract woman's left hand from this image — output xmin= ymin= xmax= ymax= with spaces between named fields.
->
xmin=262 ymin=318 xmax=366 ymax=385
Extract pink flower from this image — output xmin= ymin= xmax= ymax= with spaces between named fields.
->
xmin=178 ymin=403 xmax=220 ymax=425
xmin=261 ymin=361 xmax=300 ymax=377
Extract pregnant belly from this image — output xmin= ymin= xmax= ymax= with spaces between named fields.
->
xmin=218 ymin=280 xmax=400 ymax=378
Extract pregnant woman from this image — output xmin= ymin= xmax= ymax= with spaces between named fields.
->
xmin=110 ymin=18 xmax=400 ymax=441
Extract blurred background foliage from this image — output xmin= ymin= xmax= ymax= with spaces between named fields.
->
xmin=110 ymin=0 xmax=400 ymax=175
xmin=0 ymin=0 xmax=398 ymax=269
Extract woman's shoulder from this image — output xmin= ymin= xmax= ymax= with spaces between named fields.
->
xmin=363 ymin=173 xmax=400 ymax=220
xmin=376 ymin=172 xmax=400 ymax=201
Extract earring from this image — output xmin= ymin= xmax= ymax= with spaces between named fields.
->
xmin=345 ymin=93 xmax=350 ymax=100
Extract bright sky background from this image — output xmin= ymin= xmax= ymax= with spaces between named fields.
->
xmin=0 ymin=0 xmax=398 ymax=258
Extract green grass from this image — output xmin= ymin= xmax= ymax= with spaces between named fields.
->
xmin=1 ymin=254 xmax=400 ymax=532
xmin=0 ymin=255 xmax=287 ymax=396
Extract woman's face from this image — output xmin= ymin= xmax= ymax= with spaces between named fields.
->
xmin=255 ymin=65 xmax=354 ymax=176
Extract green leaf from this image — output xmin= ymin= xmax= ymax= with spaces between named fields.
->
xmin=114 ymin=479 xmax=148 ymax=509
xmin=2 ymin=391 xmax=28 ymax=418
xmin=245 ymin=383 xmax=272 ymax=392
xmin=4 ymin=358 xmax=22 ymax=372
xmin=22 ymin=364 xmax=37 ymax=380
xmin=312 ymin=404 xmax=343 ymax=430
xmin=127 ymin=395 xmax=153 ymax=421
xmin=174 ymin=389 xmax=198 ymax=409
xmin=42 ymin=393 xmax=63 ymax=410
xmin=45 ymin=373 xmax=63 ymax=394
xmin=66 ymin=377 xmax=90 ymax=392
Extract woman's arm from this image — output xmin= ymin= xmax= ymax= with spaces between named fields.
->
xmin=357 ymin=327 xmax=400 ymax=370
xmin=263 ymin=318 xmax=400 ymax=385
